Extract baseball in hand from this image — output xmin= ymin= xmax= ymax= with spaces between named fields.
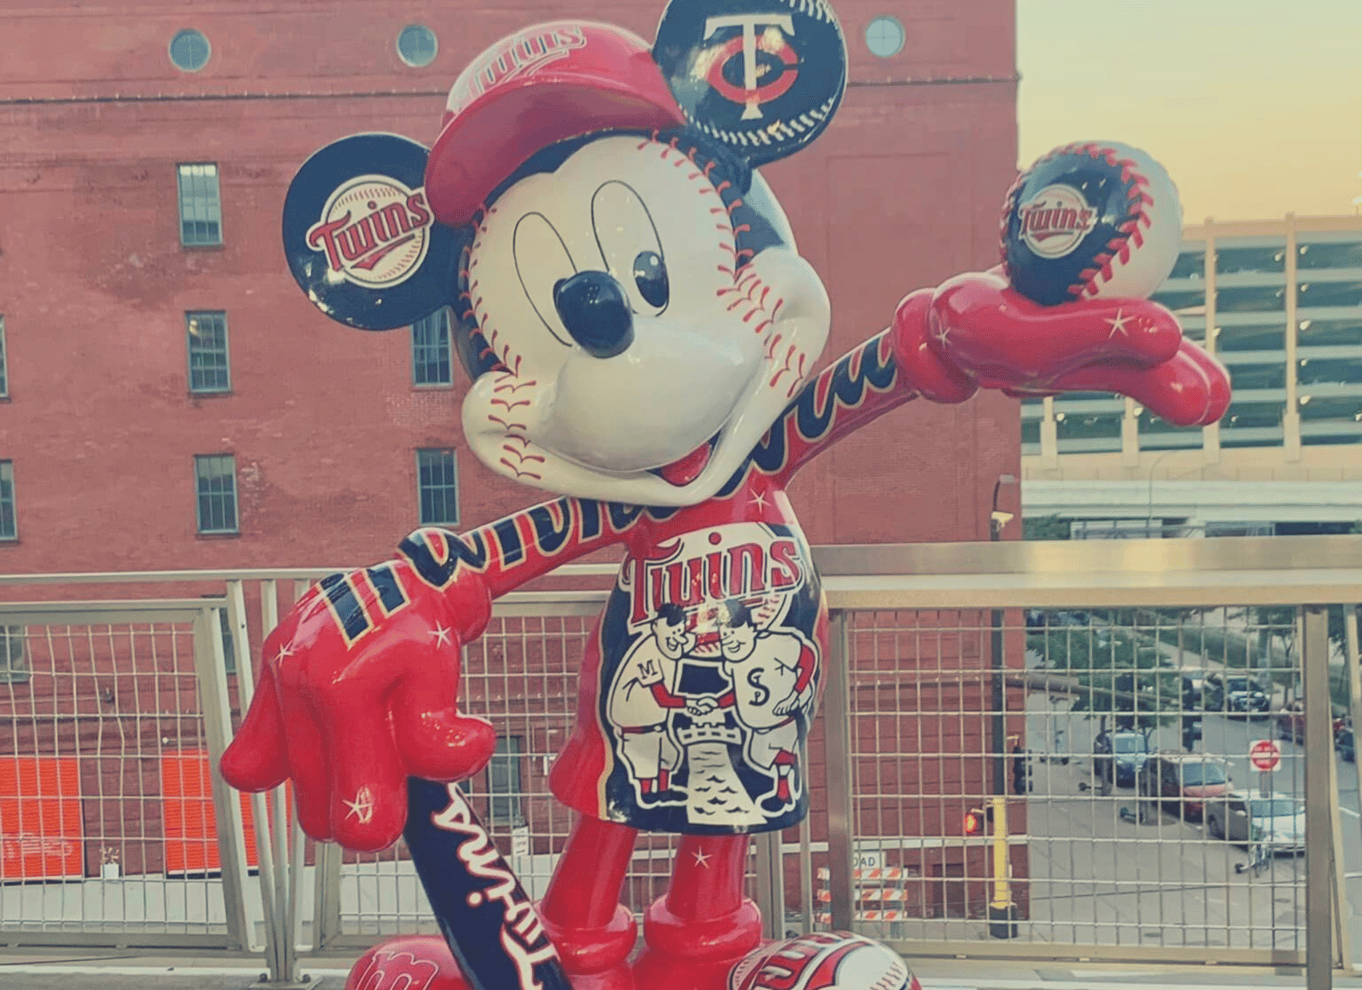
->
xmin=1000 ymin=141 xmax=1183 ymax=306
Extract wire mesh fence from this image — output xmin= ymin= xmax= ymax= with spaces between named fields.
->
xmin=1 ymin=540 xmax=1358 ymax=982
xmin=0 ymin=604 xmax=240 ymax=946
xmin=795 ymin=603 xmax=1358 ymax=963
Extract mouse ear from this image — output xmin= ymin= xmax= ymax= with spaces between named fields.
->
xmin=652 ymin=0 xmax=847 ymax=167
xmin=281 ymin=133 xmax=460 ymax=331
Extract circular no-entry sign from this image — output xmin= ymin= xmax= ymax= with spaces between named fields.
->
xmin=1249 ymin=738 xmax=1282 ymax=771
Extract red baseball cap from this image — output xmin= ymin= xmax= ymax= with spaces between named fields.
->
xmin=425 ymin=21 xmax=687 ymax=228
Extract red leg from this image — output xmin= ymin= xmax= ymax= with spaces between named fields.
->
xmin=631 ymin=834 xmax=763 ymax=990
xmin=539 ymin=814 xmax=640 ymax=990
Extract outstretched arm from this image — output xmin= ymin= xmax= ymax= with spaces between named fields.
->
xmin=749 ymin=274 xmax=1229 ymax=485
xmin=747 ymin=325 xmax=918 ymax=486
xmin=395 ymin=495 xmax=644 ymax=600
xmin=221 ymin=495 xmax=645 ymax=851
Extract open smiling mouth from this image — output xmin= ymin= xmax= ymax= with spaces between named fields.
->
xmin=651 ymin=433 xmax=721 ymax=487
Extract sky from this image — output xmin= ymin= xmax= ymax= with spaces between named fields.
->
xmin=1017 ymin=0 xmax=1362 ymax=224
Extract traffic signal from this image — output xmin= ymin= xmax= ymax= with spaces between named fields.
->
xmin=964 ymin=808 xmax=986 ymax=835
xmin=1181 ymin=714 xmax=1202 ymax=752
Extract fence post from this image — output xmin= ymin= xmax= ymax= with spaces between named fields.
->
xmin=1301 ymin=605 xmax=1335 ymax=989
xmin=797 ymin=739 xmax=815 ymax=936
xmin=753 ymin=832 xmax=786 ymax=940
xmin=823 ymin=610 xmax=856 ymax=933
xmin=194 ymin=606 xmax=255 ymax=953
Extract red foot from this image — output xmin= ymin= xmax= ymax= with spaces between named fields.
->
xmin=540 ymin=901 xmax=638 ymax=990
xmin=345 ymin=936 xmax=469 ymax=990
xmin=631 ymin=896 xmax=763 ymax=990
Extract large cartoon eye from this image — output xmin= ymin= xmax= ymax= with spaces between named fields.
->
xmin=592 ymin=181 xmax=669 ymax=316
xmin=632 ymin=251 xmax=669 ymax=310
xmin=513 ymin=213 xmax=576 ymax=347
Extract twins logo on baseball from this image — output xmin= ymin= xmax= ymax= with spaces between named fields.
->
xmin=306 ymin=175 xmax=434 ymax=288
xmin=703 ymin=14 xmax=800 ymax=120
xmin=728 ymin=932 xmax=912 ymax=990
xmin=1016 ymin=184 xmax=1097 ymax=259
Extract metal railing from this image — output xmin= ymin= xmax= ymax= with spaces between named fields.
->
xmin=1 ymin=535 xmax=1359 ymax=989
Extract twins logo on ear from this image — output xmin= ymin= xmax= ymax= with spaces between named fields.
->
xmin=281 ymin=0 xmax=849 ymax=506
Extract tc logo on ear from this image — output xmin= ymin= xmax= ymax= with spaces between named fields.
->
xmin=652 ymin=0 xmax=847 ymax=166
xmin=699 ymin=12 xmax=801 ymax=120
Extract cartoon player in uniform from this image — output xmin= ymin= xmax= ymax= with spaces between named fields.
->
xmin=606 ymin=603 xmax=694 ymax=804
xmin=220 ymin=2 xmax=1231 ymax=988
xmin=702 ymin=599 xmax=817 ymax=814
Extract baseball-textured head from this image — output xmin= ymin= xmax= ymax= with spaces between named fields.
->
xmin=453 ymin=130 xmax=829 ymax=506
xmin=279 ymin=4 xmax=851 ymax=506
xmin=428 ymin=2 xmax=849 ymax=505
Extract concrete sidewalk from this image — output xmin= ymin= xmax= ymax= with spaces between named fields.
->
xmin=0 ymin=954 xmax=1359 ymax=990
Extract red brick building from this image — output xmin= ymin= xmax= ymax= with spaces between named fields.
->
xmin=0 ymin=0 xmax=1023 ymax=919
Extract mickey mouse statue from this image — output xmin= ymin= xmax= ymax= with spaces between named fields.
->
xmin=221 ymin=2 xmax=1229 ymax=989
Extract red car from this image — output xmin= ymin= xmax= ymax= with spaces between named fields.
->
xmin=1277 ymin=701 xmax=1350 ymax=748
xmin=1139 ymin=753 xmax=1232 ymax=821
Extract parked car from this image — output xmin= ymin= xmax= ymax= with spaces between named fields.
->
xmin=1092 ymin=730 xmax=1149 ymax=787
xmin=1205 ymin=791 xmax=1305 ymax=854
xmin=1139 ymin=752 xmax=1232 ymax=821
xmin=1338 ymin=727 xmax=1356 ymax=762
xmin=1203 ymin=673 xmax=1271 ymax=717
xmin=1276 ymin=701 xmax=1354 ymax=758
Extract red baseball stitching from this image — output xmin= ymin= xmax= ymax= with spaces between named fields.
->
xmin=1004 ymin=142 xmax=1157 ymax=300
xmin=466 ymin=134 xmax=788 ymax=480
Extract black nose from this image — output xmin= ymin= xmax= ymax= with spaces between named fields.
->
xmin=553 ymin=271 xmax=635 ymax=358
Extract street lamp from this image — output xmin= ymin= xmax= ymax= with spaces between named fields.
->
xmin=987 ymin=471 xmax=1019 ymax=938
xmin=1144 ymin=449 xmax=1177 ymax=538
xmin=989 ymin=473 xmax=1018 ymax=791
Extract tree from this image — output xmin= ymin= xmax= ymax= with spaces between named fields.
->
xmin=1023 ymin=515 xmax=1070 ymax=541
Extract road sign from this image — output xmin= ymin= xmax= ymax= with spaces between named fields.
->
xmin=1249 ymin=738 xmax=1282 ymax=772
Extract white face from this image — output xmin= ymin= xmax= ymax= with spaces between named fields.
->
xmin=653 ymin=617 xmax=694 ymax=660
xmin=719 ymin=620 xmax=757 ymax=661
xmin=460 ymin=135 xmax=830 ymax=506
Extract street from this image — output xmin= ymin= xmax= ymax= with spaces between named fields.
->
xmin=1023 ymin=690 xmax=1361 ymax=961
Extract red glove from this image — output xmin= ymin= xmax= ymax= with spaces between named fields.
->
xmin=219 ymin=557 xmax=497 ymax=851
xmin=892 ymin=271 xmax=1231 ymax=427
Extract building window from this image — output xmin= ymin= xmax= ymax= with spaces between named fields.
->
xmin=187 ymin=312 xmax=231 ymax=393
xmin=865 ymin=16 xmax=905 ymax=58
xmin=0 ymin=316 xmax=8 ymax=398
xmin=0 ymin=461 xmax=15 ymax=541
xmin=397 ymin=24 xmax=438 ymax=67
xmin=195 ymin=455 xmax=239 ymax=535
xmin=0 ymin=627 xmax=27 ymax=684
xmin=168 ymin=29 xmax=212 ymax=72
xmin=177 ymin=164 xmax=222 ymax=247
xmin=488 ymin=736 xmax=525 ymax=826
xmin=412 ymin=309 xmax=453 ymax=386
xmin=417 ymin=449 xmax=459 ymax=526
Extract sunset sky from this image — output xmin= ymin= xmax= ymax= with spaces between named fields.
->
xmin=1017 ymin=0 xmax=1362 ymax=224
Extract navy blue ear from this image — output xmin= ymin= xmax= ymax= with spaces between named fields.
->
xmin=281 ymin=133 xmax=461 ymax=331
xmin=652 ymin=0 xmax=847 ymax=167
